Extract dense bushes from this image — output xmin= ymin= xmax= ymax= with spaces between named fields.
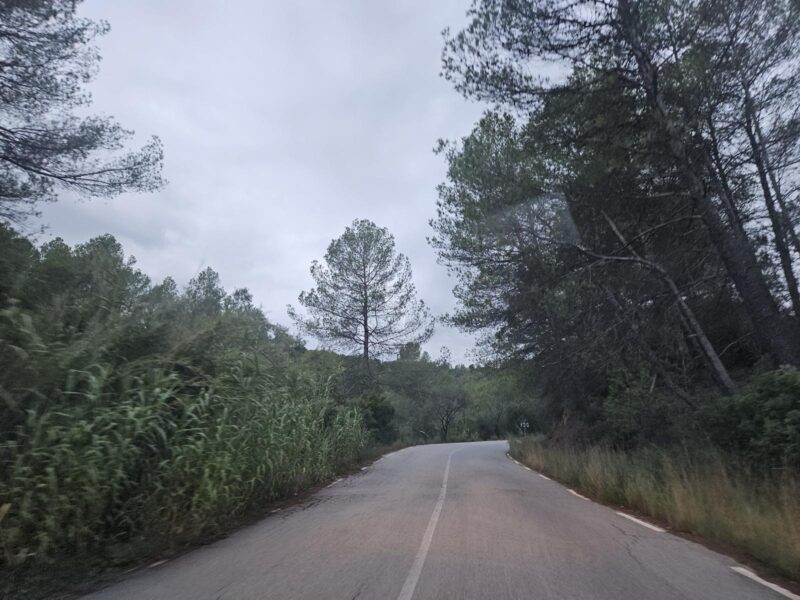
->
xmin=597 ymin=365 xmax=800 ymax=470
xmin=0 ymin=226 xmax=368 ymax=568
xmin=354 ymin=392 xmax=398 ymax=444
xmin=705 ymin=368 xmax=800 ymax=470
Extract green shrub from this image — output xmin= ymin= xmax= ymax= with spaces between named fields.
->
xmin=355 ymin=392 xmax=398 ymax=444
xmin=705 ymin=367 xmax=800 ymax=469
xmin=601 ymin=370 xmax=686 ymax=448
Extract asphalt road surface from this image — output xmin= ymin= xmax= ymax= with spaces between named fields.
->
xmin=84 ymin=441 xmax=793 ymax=600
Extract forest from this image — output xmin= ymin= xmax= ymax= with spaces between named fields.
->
xmin=2 ymin=0 xmax=800 ymax=594
xmin=432 ymin=0 xmax=800 ymax=467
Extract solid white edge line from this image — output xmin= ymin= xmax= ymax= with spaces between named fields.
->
xmin=506 ymin=454 xmax=666 ymax=534
xmin=731 ymin=567 xmax=800 ymax=600
xmin=507 ymin=454 xmax=525 ymax=469
xmin=568 ymin=489 xmax=589 ymax=501
xmin=396 ymin=450 xmax=457 ymax=600
xmin=506 ymin=453 xmax=552 ymax=480
xmin=615 ymin=511 xmax=665 ymax=533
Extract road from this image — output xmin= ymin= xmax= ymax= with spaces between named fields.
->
xmin=84 ymin=441 xmax=792 ymax=600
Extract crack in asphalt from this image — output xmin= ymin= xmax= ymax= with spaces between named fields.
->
xmin=609 ymin=522 xmax=688 ymax=599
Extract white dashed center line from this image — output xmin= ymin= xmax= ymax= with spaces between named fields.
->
xmin=396 ymin=449 xmax=458 ymax=600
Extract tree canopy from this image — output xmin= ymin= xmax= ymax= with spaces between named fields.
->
xmin=442 ymin=0 xmax=800 ymax=367
xmin=289 ymin=219 xmax=434 ymax=371
xmin=0 ymin=0 xmax=164 ymax=224
xmin=432 ymin=0 xmax=800 ymax=452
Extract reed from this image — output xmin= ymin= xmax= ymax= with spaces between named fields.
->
xmin=0 ymin=367 xmax=368 ymax=568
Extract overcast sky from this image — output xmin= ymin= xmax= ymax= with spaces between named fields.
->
xmin=36 ymin=0 xmax=485 ymax=363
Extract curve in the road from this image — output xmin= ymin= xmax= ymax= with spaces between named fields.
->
xmin=82 ymin=441 xmax=794 ymax=600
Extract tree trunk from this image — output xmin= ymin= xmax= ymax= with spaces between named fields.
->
xmin=617 ymin=0 xmax=800 ymax=365
xmin=705 ymin=117 xmax=745 ymax=231
xmin=753 ymin=94 xmax=800 ymax=254
xmin=601 ymin=285 xmax=698 ymax=403
xmin=601 ymin=214 xmax=738 ymax=394
xmin=664 ymin=271 xmax=738 ymax=394
xmin=749 ymin=95 xmax=800 ymax=262
xmin=362 ymin=304 xmax=371 ymax=375
xmin=743 ymin=89 xmax=800 ymax=317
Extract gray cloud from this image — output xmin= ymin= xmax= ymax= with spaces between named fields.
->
xmin=37 ymin=0 xmax=484 ymax=363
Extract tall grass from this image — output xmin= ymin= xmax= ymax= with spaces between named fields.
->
xmin=0 ymin=365 xmax=369 ymax=569
xmin=0 ymin=232 xmax=373 ymax=574
xmin=510 ymin=437 xmax=800 ymax=580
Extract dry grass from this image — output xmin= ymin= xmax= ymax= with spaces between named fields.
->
xmin=509 ymin=437 xmax=800 ymax=580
